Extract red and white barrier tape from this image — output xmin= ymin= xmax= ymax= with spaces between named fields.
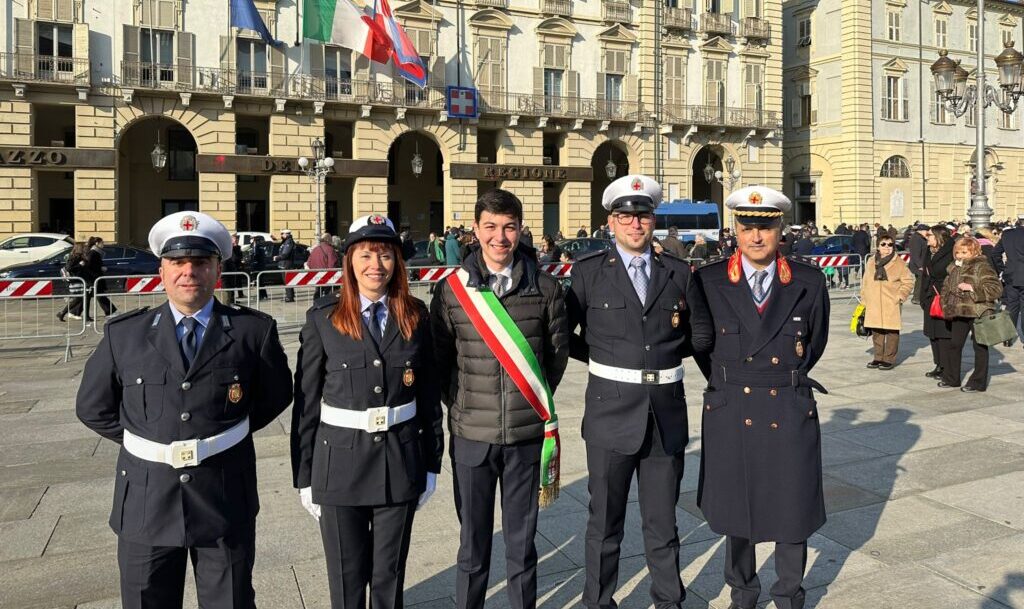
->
xmin=284 ymin=271 xmax=344 ymax=286
xmin=0 ymin=280 xmax=54 ymax=298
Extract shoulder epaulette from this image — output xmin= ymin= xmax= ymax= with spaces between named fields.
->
xmin=573 ymin=249 xmax=609 ymax=264
xmin=105 ymin=306 xmax=149 ymax=325
xmin=786 ymin=255 xmax=819 ymax=270
xmin=226 ymin=302 xmax=275 ymax=319
xmin=311 ymin=293 xmax=340 ymax=310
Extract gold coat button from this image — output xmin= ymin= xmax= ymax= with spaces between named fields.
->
xmin=743 ymin=386 xmax=751 ymax=394
xmin=769 ymin=388 xmax=778 ymax=397
xmin=771 ymin=357 xmax=780 ymax=365
xmin=744 ymin=418 xmax=753 ymax=427
xmin=770 ymin=422 xmax=779 ymax=430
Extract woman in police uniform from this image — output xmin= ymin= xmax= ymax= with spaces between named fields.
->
xmin=291 ymin=215 xmax=444 ymax=609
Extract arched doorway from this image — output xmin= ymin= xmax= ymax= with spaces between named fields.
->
xmin=590 ymin=141 xmax=629 ymax=231
xmin=117 ymin=117 xmax=199 ymax=247
xmin=692 ymin=145 xmax=724 ymax=220
xmin=387 ymin=132 xmax=444 ymax=239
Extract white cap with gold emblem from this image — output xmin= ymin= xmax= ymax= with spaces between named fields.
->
xmin=147 ymin=211 xmax=233 ymax=261
xmin=602 ymin=174 xmax=663 ymax=214
xmin=725 ymin=186 xmax=792 ymax=227
xmin=343 ymin=213 xmax=401 ymax=253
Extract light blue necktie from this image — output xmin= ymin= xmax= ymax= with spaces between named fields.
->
xmin=630 ymin=258 xmax=648 ymax=303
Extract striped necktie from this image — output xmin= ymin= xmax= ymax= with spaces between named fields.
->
xmin=630 ymin=258 xmax=649 ymax=304
xmin=752 ymin=270 xmax=769 ymax=306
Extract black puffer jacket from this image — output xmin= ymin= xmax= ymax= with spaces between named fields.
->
xmin=430 ymin=246 xmax=570 ymax=445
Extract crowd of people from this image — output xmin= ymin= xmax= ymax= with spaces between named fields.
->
xmin=56 ymin=236 xmax=118 ymax=322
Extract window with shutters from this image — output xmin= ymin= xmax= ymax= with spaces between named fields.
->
xmin=966 ymin=105 xmax=976 ymax=127
xmin=934 ymin=18 xmax=947 ymax=48
xmin=325 ymin=45 xmax=352 ymax=96
xmin=36 ymin=22 xmax=74 ymax=77
xmin=603 ymin=49 xmax=628 ymax=75
xmin=237 ymin=39 xmax=269 ymax=94
xmin=238 ymin=8 xmax=277 ymax=40
xmin=141 ymin=28 xmax=176 ymax=83
xmin=743 ymin=63 xmax=762 ymax=111
xmin=797 ymin=17 xmax=811 ymax=46
xmin=742 ymin=0 xmax=760 ymax=19
xmin=932 ymin=85 xmax=952 ymax=124
xmin=1003 ymin=28 xmax=1015 ymax=48
xmin=543 ymin=43 xmax=569 ymax=70
xmin=36 ymin=0 xmax=75 ymax=22
xmin=406 ymin=28 xmax=436 ymax=57
xmin=544 ymin=68 xmax=564 ymax=113
xmin=1000 ymin=107 xmax=1017 ymax=129
xmin=800 ymin=86 xmax=812 ymax=125
xmin=882 ymin=74 xmax=907 ymax=121
xmin=969 ymin=21 xmax=978 ymax=52
xmin=664 ymin=53 xmax=685 ymax=108
xmin=140 ymin=0 xmax=178 ymax=30
xmin=405 ymin=55 xmax=431 ymax=104
xmin=475 ymin=36 xmax=505 ymax=95
xmin=703 ymin=58 xmax=725 ymax=108
xmin=887 ymin=10 xmax=901 ymax=42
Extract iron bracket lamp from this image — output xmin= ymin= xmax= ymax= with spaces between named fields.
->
xmin=151 ymin=129 xmax=167 ymax=171
xmin=704 ymin=155 xmax=741 ymax=189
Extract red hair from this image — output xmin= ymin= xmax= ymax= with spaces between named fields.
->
xmin=330 ymin=240 xmax=421 ymax=341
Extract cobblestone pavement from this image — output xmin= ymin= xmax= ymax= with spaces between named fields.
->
xmin=0 ymin=299 xmax=1022 ymax=609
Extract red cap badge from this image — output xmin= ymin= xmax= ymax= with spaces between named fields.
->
xmin=748 ymin=192 xmax=763 ymax=205
xmin=179 ymin=215 xmax=199 ymax=231
xmin=369 ymin=215 xmax=386 ymax=225
xmin=631 ymin=178 xmax=643 ymax=191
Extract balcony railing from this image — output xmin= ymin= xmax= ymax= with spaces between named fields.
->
xmin=603 ymin=0 xmax=632 ymax=24
xmin=541 ymin=0 xmax=571 ymax=17
xmin=739 ymin=17 xmax=770 ymax=40
xmin=0 ymin=52 xmax=89 ymax=86
xmin=699 ymin=12 xmax=734 ymax=37
xmin=664 ymin=7 xmax=693 ymax=31
xmin=475 ymin=0 xmax=507 ymax=7
xmin=478 ymin=88 xmax=644 ymax=121
xmin=663 ymin=104 xmax=782 ymax=130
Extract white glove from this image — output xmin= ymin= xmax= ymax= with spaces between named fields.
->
xmin=299 ymin=487 xmax=321 ymax=521
xmin=417 ymin=472 xmax=437 ymax=511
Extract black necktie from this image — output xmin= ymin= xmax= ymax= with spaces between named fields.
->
xmin=367 ymin=302 xmax=384 ymax=346
xmin=180 ymin=317 xmax=198 ymax=368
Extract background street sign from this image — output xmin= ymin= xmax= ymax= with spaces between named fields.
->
xmin=447 ymin=86 xmax=478 ymax=119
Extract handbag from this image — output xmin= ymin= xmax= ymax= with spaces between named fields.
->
xmin=929 ymin=286 xmax=945 ymax=319
xmin=973 ymin=308 xmax=1018 ymax=346
xmin=850 ymin=304 xmax=871 ymax=337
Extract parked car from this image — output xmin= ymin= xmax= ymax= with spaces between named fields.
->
xmin=810 ymin=235 xmax=854 ymax=255
xmin=0 ymin=233 xmax=74 ymax=269
xmin=0 ymin=244 xmax=160 ymax=294
xmin=555 ymin=238 xmax=613 ymax=260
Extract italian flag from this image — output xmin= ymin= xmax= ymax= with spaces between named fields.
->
xmin=303 ymin=0 xmax=391 ymax=65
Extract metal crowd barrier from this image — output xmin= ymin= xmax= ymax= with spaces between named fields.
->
xmin=91 ymin=272 xmax=252 ymax=335
xmin=253 ymin=268 xmax=343 ymax=327
xmin=0 ymin=276 xmax=88 ymax=361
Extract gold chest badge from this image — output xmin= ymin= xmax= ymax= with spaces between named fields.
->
xmin=403 ymin=368 xmax=415 ymax=387
xmin=671 ymin=311 xmax=680 ymax=328
xmin=228 ymin=383 xmax=243 ymax=403
xmin=795 ymin=340 xmax=805 ymax=358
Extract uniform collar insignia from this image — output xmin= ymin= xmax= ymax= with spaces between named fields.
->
xmin=777 ymin=254 xmax=793 ymax=285
xmin=221 ymin=314 xmax=232 ymax=329
xmin=151 ymin=312 xmax=162 ymax=327
xmin=727 ymin=252 xmax=742 ymax=284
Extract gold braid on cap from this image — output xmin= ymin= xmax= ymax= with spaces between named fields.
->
xmin=735 ymin=210 xmax=785 ymax=218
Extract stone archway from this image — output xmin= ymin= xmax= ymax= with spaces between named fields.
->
xmin=387 ymin=131 xmax=445 ymax=236
xmin=116 ymin=116 xmax=199 ymax=247
xmin=691 ymin=145 xmax=724 ymax=220
xmin=590 ymin=140 xmax=630 ymax=230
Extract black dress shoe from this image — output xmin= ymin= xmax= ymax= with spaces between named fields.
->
xmin=866 ymin=360 xmax=881 ymax=369
xmin=56 ymin=312 xmax=66 ymax=322
xmin=937 ymin=381 xmax=960 ymax=388
xmin=961 ymin=386 xmax=986 ymax=393
xmin=877 ymin=362 xmax=894 ymax=370
xmin=726 ymin=604 xmax=755 ymax=609
xmin=925 ymin=366 xmax=943 ymax=378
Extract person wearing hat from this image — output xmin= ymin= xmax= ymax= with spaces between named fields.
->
xmin=274 ymin=228 xmax=299 ymax=303
xmin=291 ymin=214 xmax=444 ymax=609
xmin=692 ymin=186 xmax=829 ymax=609
xmin=430 ymin=189 xmax=569 ymax=609
xmin=908 ymin=223 xmax=931 ymax=305
xmin=75 ymin=211 xmax=293 ymax=608
xmin=992 ymin=213 xmax=1024 ymax=346
xmin=565 ymin=174 xmax=713 ymax=609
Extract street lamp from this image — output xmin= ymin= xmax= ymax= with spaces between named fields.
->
xmin=704 ymin=154 xmax=741 ymax=189
xmin=411 ymin=140 xmax=423 ymax=178
xmin=298 ymin=137 xmax=334 ymax=238
xmin=931 ymin=1 xmax=1024 ymax=228
xmin=151 ymin=129 xmax=167 ymax=171
xmin=605 ymin=150 xmax=617 ymax=179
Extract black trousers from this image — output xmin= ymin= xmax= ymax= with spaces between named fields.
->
xmin=1005 ymin=284 xmax=1024 ymax=342
xmin=584 ymin=415 xmax=686 ymax=609
xmin=117 ymin=528 xmax=256 ymax=609
xmin=724 ymin=536 xmax=808 ymax=609
xmin=941 ymin=318 xmax=989 ymax=389
xmin=319 ymin=502 xmax=417 ymax=609
xmin=929 ymin=337 xmax=947 ymax=367
xmin=451 ymin=437 xmax=541 ymax=609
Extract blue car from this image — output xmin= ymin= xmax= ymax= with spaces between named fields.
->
xmin=810 ymin=235 xmax=854 ymax=255
xmin=0 ymin=245 xmax=160 ymax=294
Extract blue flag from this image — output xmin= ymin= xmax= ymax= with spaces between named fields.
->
xmin=230 ymin=0 xmax=283 ymax=47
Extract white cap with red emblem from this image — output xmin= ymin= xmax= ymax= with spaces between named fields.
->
xmin=601 ymin=174 xmax=663 ymax=214
xmin=148 ymin=211 xmax=233 ymax=261
xmin=725 ymin=185 xmax=791 ymax=227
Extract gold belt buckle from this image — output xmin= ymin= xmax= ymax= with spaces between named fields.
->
xmin=169 ymin=439 xmax=200 ymax=469
xmin=367 ymin=407 xmax=390 ymax=433
xmin=641 ymin=370 xmax=659 ymax=385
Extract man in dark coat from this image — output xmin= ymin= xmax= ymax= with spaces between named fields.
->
xmin=791 ymin=230 xmax=815 ymax=257
xmin=719 ymin=228 xmax=738 ymax=256
xmin=275 ymin=228 xmax=298 ymax=302
xmin=992 ymin=215 xmax=1024 ymax=345
xmin=567 ymin=174 xmax=713 ymax=609
xmin=660 ymin=226 xmax=689 ymax=259
xmin=694 ymin=186 xmax=829 ymax=609
xmin=431 ymin=189 xmax=569 ymax=609
xmin=908 ymin=224 xmax=930 ymax=305
xmin=76 ymin=211 xmax=293 ymax=609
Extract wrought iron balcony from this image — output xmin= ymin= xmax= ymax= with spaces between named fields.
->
xmin=663 ymin=104 xmax=782 ymax=130
xmin=478 ymin=89 xmax=644 ymax=122
xmin=603 ymin=0 xmax=632 ymax=24
xmin=475 ymin=0 xmax=507 ymax=7
xmin=541 ymin=0 xmax=572 ymax=17
xmin=0 ymin=52 xmax=89 ymax=86
xmin=664 ymin=7 xmax=693 ymax=32
xmin=739 ymin=17 xmax=770 ymax=40
xmin=699 ymin=12 xmax=734 ymax=37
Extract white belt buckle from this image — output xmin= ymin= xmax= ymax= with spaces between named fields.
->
xmin=169 ymin=439 xmax=200 ymax=469
xmin=641 ymin=370 xmax=660 ymax=385
xmin=366 ymin=407 xmax=390 ymax=433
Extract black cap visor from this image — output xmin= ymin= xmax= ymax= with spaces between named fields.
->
xmin=161 ymin=236 xmax=221 ymax=259
xmin=610 ymin=195 xmax=655 ymax=214
xmin=343 ymin=226 xmax=401 ymax=253
xmin=733 ymin=207 xmax=784 ymax=229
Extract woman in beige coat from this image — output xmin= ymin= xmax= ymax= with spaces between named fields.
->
xmin=860 ymin=236 xmax=915 ymax=369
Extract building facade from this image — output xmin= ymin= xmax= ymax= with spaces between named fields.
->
xmin=783 ymin=0 xmax=1024 ymax=230
xmin=0 ymin=0 xmax=784 ymax=246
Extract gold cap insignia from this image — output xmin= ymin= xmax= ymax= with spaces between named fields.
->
xmin=748 ymin=192 xmax=763 ymax=205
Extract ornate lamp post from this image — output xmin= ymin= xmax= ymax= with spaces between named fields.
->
xmin=704 ymin=154 xmax=741 ymax=189
xmin=298 ymin=137 xmax=335 ymax=238
xmin=931 ymin=0 xmax=1024 ymax=229
xmin=605 ymin=150 xmax=617 ymax=179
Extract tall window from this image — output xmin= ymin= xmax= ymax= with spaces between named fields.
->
xmin=36 ymin=22 xmax=73 ymax=77
xmin=887 ymin=10 xmax=901 ymax=42
xmin=236 ymin=39 xmax=268 ymax=93
xmin=168 ymin=129 xmax=196 ymax=181
xmin=544 ymin=68 xmax=563 ymax=112
xmin=140 ymin=28 xmax=175 ymax=83
xmin=1000 ymin=108 xmax=1017 ymax=129
xmin=797 ymin=17 xmax=811 ymax=46
xmin=665 ymin=54 xmax=685 ymax=108
xmin=882 ymin=75 xmax=907 ymax=121
xmin=1003 ymin=28 xmax=1015 ymax=48
xmin=969 ymin=22 xmax=978 ymax=52
xmin=474 ymin=36 xmax=505 ymax=95
xmin=743 ymin=64 xmax=763 ymax=111
xmin=800 ymin=84 xmax=812 ymax=125
xmin=704 ymin=58 xmax=726 ymax=108
xmin=325 ymin=45 xmax=352 ymax=96
xmin=880 ymin=156 xmax=911 ymax=178
xmin=934 ymin=18 xmax=947 ymax=49
xmin=933 ymin=87 xmax=951 ymax=124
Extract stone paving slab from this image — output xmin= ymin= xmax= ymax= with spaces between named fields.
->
xmin=921 ymin=533 xmax=1024 ymax=609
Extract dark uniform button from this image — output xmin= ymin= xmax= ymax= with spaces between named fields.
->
xmin=373 ymin=359 xmax=382 ymax=367
xmin=233 ymin=374 xmax=239 ymax=381
xmin=181 ymin=382 xmax=191 ymax=391
xmin=705 ymin=405 xmax=711 ymax=411
xmin=771 ymin=356 xmax=780 ymax=365
xmin=373 ymin=436 xmax=382 ymax=443
xmin=743 ymin=386 xmax=751 ymax=394
xmin=744 ymin=418 xmax=753 ymax=427
xmin=322 ymin=439 xmax=328 ymax=445
xmin=797 ymin=330 xmax=803 ymax=336
xmin=373 ymin=386 xmax=383 ymax=394
xmin=405 ymin=360 xmax=412 ymax=366
xmin=770 ymin=422 xmax=779 ymax=430
xmin=721 ymin=327 xmax=727 ymax=334
xmin=808 ymin=410 xmax=815 ymax=417
xmin=769 ymin=388 xmax=778 ymax=397
xmin=603 ymin=303 xmax=609 ymax=309
xmin=642 ymin=316 xmax=647 ymax=322
xmin=179 ymin=473 xmax=191 ymax=483
xmin=341 ymin=363 xmax=348 ymax=369
xmin=180 ymin=412 xmax=191 ymax=421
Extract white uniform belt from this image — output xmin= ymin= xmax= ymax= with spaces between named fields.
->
xmin=320 ymin=400 xmax=417 ymax=433
xmin=122 ymin=417 xmax=250 ymax=469
xmin=588 ymin=360 xmax=684 ymax=385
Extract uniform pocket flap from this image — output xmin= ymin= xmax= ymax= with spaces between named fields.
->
xmin=717 ymin=321 xmax=741 ymax=335
xmin=661 ymin=299 xmax=686 ymax=311
xmin=592 ymin=295 xmax=626 ymax=310
xmin=125 ymin=367 xmax=166 ymax=385
xmin=702 ymin=389 xmax=728 ymax=411
xmin=316 ymin=423 xmax=358 ymax=449
xmin=782 ymin=321 xmax=808 ymax=337
xmin=213 ymin=367 xmax=243 ymax=385
xmin=326 ymin=352 xmax=366 ymax=370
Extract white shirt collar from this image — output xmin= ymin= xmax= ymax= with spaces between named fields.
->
xmin=741 ymin=255 xmax=777 ymax=284
xmin=615 ymin=244 xmax=652 ymax=270
xmin=359 ymin=293 xmax=389 ymax=313
xmin=168 ymin=297 xmax=215 ymax=329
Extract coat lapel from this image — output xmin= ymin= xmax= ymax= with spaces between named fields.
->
xmin=746 ymin=274 xmax=805 ymax=358
xmin=720 ymin=276 xmax=762 ymax=337
xmin=642 ymin=255 xmax=670 ymax=313
xmin=185 ymin=301 xmax=235 ymax=378
xmin=146 ymin=302 xmax=187 ymax=377
xmin=378 ymin=310 xmax=401 ymax=352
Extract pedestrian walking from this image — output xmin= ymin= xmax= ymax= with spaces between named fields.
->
xmin=908 ymin=223 xmax=930 ymax=305
xmin=992 ymin=214 xmax=1024 ymax=345
xmin=250 ymin=235 xmax=270 ymax=302
xmin=860 ymin=236 xmax=914 ymax=370
xmin=291 ymin=214 xmax=444 ymax=609
xmin=221 ymin=233 xmax=244 ymax=306
xmin=444 ymin=228 xmax=462 ymax=266
xmin=694 ymin=186 xmax=830 ymax=609
xmin=919 ymin=225 xmax=955 ymax=379
xmin=307 ymin=232 xmax=340 ymax=299
xmin=430 ymin=189 xmax=569 ymax=609
xmin=566 ymin=174 xmax=712 ymax=609
xmin=275 ymin=229 xmax=298 ymax=302
xmin=659 ymin=226 xmax=689 ymax=258
xmin=76 ymin=211 xmax=293 ymax=609
xmin=81 ymin=236 xmax=118 ymax=320
xmin=939 ymin=235 xmax=1003 ymax=392
xmin=791 ymin=230 xmax=815 ymax=257
xmin=57 ymin=241 xmax=89 ymax=322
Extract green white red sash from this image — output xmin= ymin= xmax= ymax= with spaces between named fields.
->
xmin=446 ymin=269 xmax=560 ymax=507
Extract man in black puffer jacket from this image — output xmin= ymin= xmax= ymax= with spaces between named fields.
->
xmin=431 ymin=189 xmax=569 ymax=609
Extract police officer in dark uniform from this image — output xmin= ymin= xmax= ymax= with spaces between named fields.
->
xmin=694 ymin=186 xmax=829 ymax=609
xmin=566 ymin=174 xmax=713 ymax=609
xmin=276 ymin=228 xmax=298 ymax=302
xmin=291 ymin=214 xmax=444 ymax=609
xmin=76 ymin=211 xmax=293 ymax=609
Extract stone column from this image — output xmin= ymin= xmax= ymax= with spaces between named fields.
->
xmin=74 ymin=103 xmax=116 ymax=241
xmin=0 ymin=101 xmax=35 ymax=235
xmin=269 ymin=112 xmax=324 ymax=244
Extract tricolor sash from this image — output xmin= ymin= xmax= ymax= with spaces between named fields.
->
xmin=446 ymin=269 xmax=560 ymax=507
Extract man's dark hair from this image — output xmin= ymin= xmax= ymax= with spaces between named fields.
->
xmin=475 ymin=188 xmax=523 ymax=223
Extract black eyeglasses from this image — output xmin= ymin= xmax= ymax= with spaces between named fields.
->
xmin=612 ymin=213 xmax=655 ymax=226
xmin=878 ymin=243 xmax=894 ymax=248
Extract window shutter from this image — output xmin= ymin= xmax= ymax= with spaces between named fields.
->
xmin=929 ymin=82 xmax=937 ymax=122
xmin=354 ymin=53 xmax=370 ymax=80
xmin=219 ymin=35 xmax=233 ymax=71
xmin=625 ymin=74 xmax=638 ymax=102
xmin=309 ymin=43 xmax=324 ymax=76
xmin=567 ymin=70 xmax=579 ymax=113
xmin=269 ymin=45 xmax=285 ymax=94
xmin=177 ymin=31 xmax=194 ymax=88
xmin=15 ymin=19 xmax=36 ymax=77
xmin=73 ymin=22 xmax=89 ymax=64
xmin=543 ymin=44 xmax=553 ymax=68
xmin=491 ymin=39 xmax=505 ymax=91
xmin=533 ymin=67 xmax=544 ymax=97
xmin=556 ymin=45 xmax=567 ymax=69
xmin=57 ymin=0 xmax=73 ymax=21
xmin=38 ymin=0 xmax=54 ymax=21
xmin=429 ymin=55 xmax=445 ymax=86
xmin=743 ymin=0 xmax=758 ymax=19
xmin=597 ymin=72 xmax=607 ymax=99
xmin=810 ymin=77 xmax=818 ymax=124
xmin=790 ymin=96 xmax=801 ymax=127
xmin=158 ymin=0 xmax=175 ymax=29
xmin=124 ymin=24 xmax=140 ymax=64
